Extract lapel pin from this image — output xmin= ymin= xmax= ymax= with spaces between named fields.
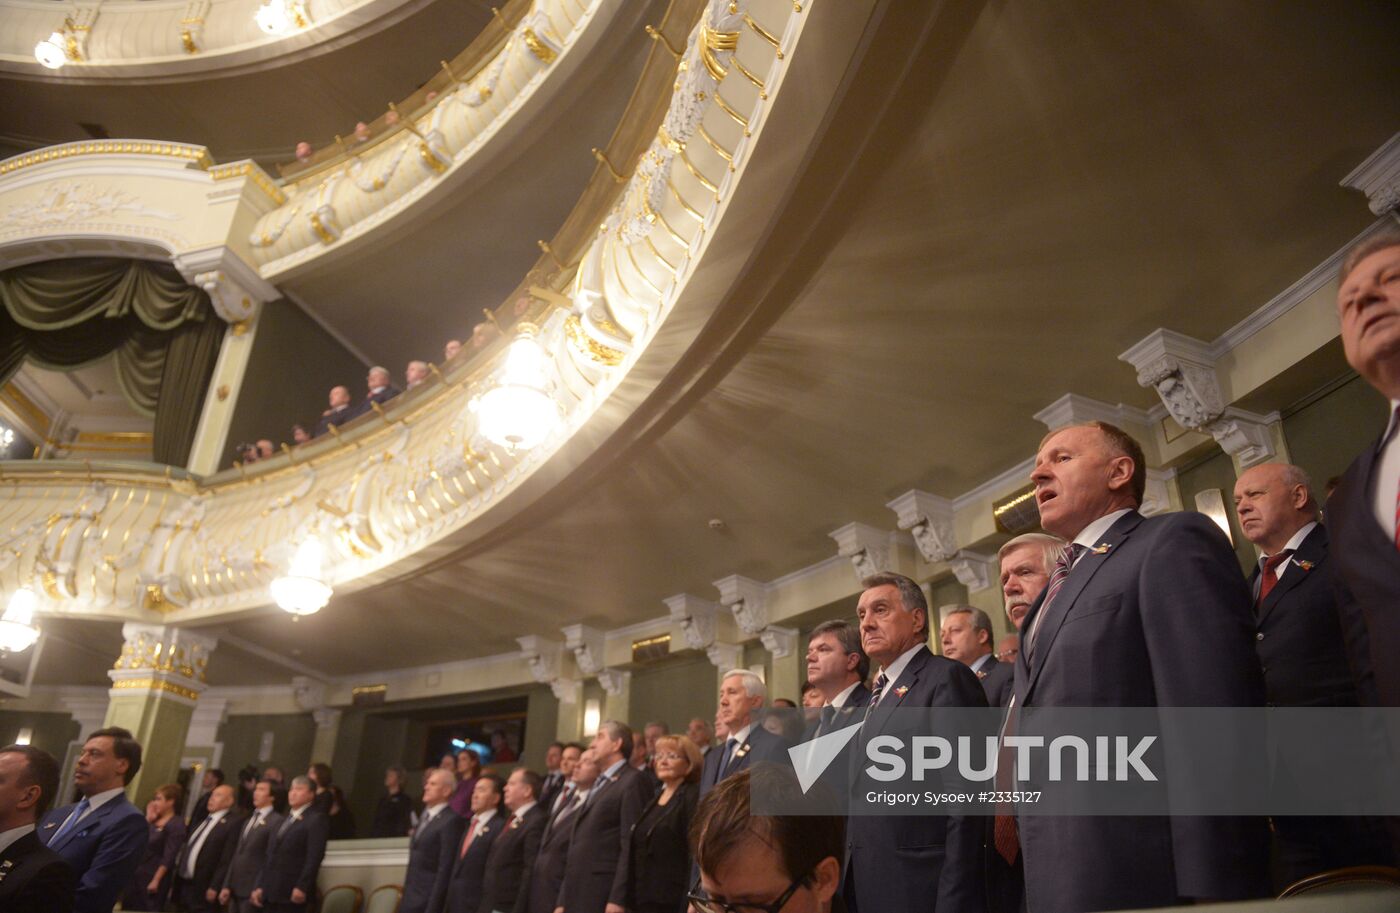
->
xmin=1090 ymin=542 xmax=1112 ymax=555
xmin=894 ymin=685 xmax=910 ymax=697
xmin=1292 ymin=558 xmax=1314 ymax=571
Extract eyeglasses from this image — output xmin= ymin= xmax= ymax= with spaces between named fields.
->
xmin=686 ymin=871 xmax=810 ymax=913
xmin=654 ymin=752 xmax=686 ymax=761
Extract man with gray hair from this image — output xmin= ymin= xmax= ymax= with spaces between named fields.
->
xmin=804 ymin=619 xmax=870 ymax=738
xmin=1234 ymin=461 xmax=1394 ymax=883
xmin=998 ymin=532 xmax=1067 ymax=631
xmin=405 ymin=360 xmax=430 ymax=389
xmin=352 ymin=365 xmax=401 ymax=418
xmin=846 ymin=572 xmax=986 ymax=913
xmin=699 ymin=669 xmax=785 ymax=799
xmin=941 ymin=604 xmax=1012 ymax=707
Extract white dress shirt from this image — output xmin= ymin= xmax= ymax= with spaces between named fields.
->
xmin=1071 ymin=508 xmax=1135 ymax=558
xmin=1371 ymin=401 xmax=1400 ymax=541
xmin=968 ymin=652 xmax=997 ymax=675
xmin=877 ymin=642 xmax=927 ymax=689
xmin=66 ymin=786 xmax=125 ymax=827
xmin=1260 ymin=521 xmax=1318 ymax=584
xmin=183 ymin=807 xmax=229 ymax=877
xmin=510 ymin=800 xmax=537 ymax=823
xmin=827 ymin=680 xmax=861 ymax=709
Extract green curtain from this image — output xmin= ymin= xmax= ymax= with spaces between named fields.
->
xmin=0 ymin=258 xmax=225 ymax=467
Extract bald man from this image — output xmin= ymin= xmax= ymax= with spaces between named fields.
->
xmin=313 ymin=386 xmax=352 ymax=437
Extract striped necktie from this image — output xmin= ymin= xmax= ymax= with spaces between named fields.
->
xmin=1025 ymin=543 xmax=1084 ymax=659
xmin=866 ymin=673 xmax=890 ymax=710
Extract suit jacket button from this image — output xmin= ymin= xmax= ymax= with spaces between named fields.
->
xmin=1256 ymin=632 xmax=1265 ymax=641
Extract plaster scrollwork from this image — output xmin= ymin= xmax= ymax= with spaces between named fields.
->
xmin=758 ymin=625 xmax=797 ymax=659
xmin=291 ymin=675 xmax=328 ymax=711
xmin=137 ymin=495 xmax=207 ymax=611
xmin=313 ymin=708 xmax=343 ymax=729
xmin=551 ymin=677 xmax=581 ymax=703
xmin=888 ymin=489 xmax=959 ymax=565
xmin=1136 ymin=355 xmax=1225 ymax=431
xmin=1341 ymin=133 xmax=1400 ymax=217
xmin=949 ymin=550 xmax=994 ymax=594
xmin=37 ymin=483 xmax=112 ymax=600
xmin=828 ymin=522 xmax=894 ymax=583
xmin=596 ymin=668 xmax=629 ymax=696
xmin=194 ymin=270 xmax=259 ymax=323
xmin=714 ymin=574 xmax=767 ymax=637
xmin=705 ymin=642 xmax=742 ymax=672
xmin=5 ymin=183 xmax=181 ymax=227
xmin=1207 ymin=413 xmax=1276 ymax=468
xmin=562 ymin=624 xmax=605 ymax=676
xmin=517 ymin=635 xmax=563 ymax=684
xmin=665 ymin=593 xmax=719 ymax=650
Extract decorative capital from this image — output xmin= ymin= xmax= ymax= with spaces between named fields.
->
xmin=550 ymin=677 xmax=581 ymax=703
xmin=109 ymin=624 xmax=216 ymax=700
xmin=597 ymin=668 xmax=630 ymax=696
xmin=714 ymin=575 xmax=768 ymax=636
xmin=885 ymin=490 xmax=956 ymax=563
xmin=312 ymin=707 xmax=342 ymax=729
xmin=706 ymin=642 xmax=743 ymax=671
xmin=828 ymin=522 xmax=894 ymax=582
xmin=561 ymin=624 xmax=606 ymax=676
xmin=1341 ymin=132 xmax=1400 ymax=216
xmin=1206 ymin=410 xmax=1276 ymax=468
xmin=1033 ymin=393 xmax=1152 ymax=433
xmin=516 ymin=635 xmax=563 ymax=684
xmin=759 ymin=625 xmax=798 ymax=659
xmin=664 ymin=594 xmax=719 ymax=650
xmin=173 ymin=246 xmax=278 ymax=322
xmin=1120 ymin=330 xmax=1224 ymax=431
xmin=291 ymin=675 xmax=327 ymax=712
xmin=949 ymin=550 xmax=995 ymax=593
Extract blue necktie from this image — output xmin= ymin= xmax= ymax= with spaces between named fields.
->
xmin=48 ymin=796 xmax=90 ymax=847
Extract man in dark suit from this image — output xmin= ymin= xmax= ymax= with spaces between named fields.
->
xmin=538 ymin=743 xmax=567 ymax=812
xmin=941 ymin=604 xmax=1013 ymax=708
xmin=431 ymin=773 xmax=505 ymax=913
xmin=1329 ymin=231 xmax=1400 ymax=856
xmin=844 ymin=572 xmax=987 ymax=913
xmin=400 ymin=767 xmax=462 ymax=913
xmin=1237 ymin=461 xmax=1396 ymax=883
xmin=313 ymin=386 xmax=353 ymax=437
xmin=173 ymin=782 xmax=242 ymax=911
xmin=1008 ymin=421 xmax=1269 ymax=912
xmin=480 ymin=768 xmax=547 ymax=913
xmin=219 ymin=778 xmax=285 ymax=913
xmin=350 ymin=366 xmax=402 ymax=418
xmin=525 ymin=749 xmax=597 ymax=913
xmin=0 ymin=744 xmax=75 ymax=912
xmin=252 ymin=776 xmax=327 ymax=913
xmin=187 ymin=768 xmax=224 ymax=832
xmin=555 ymin=721 xmax=652 ymax=913
xmin=803 ymin=619 xmax=871 ymax=739
xmin=698 ymin=671 xmax=786 ymax=798
xmin=38 ymin=726 xmax=147 ymax=913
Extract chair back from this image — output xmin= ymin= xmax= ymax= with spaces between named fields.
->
xmin=320 ymin=883 xmax=365 ymax=913
xmin=365 ymin=883 xmax=403 ymax=913
xmin=1279 ymin=865 xmax=1400 ymax=899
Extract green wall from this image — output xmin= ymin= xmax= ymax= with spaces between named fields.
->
xmin=0 ymin=710 xmax=78 ymax=757
xmin=1282 ymin=374 xmax=1390 ymax=494
xmin=215 ymin=712 xmax=318 ymax=779
xmin=221 ymin=299 xmax=366 ymax=468
xmin=629 ymin=652 xmax=717 ymax=734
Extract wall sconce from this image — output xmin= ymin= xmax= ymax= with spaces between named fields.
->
xmin=15 ymin=728 xmax=32 ymax=746
xmin=583 ymin=698 xmax=601 ymax=735
xmin=1193 ymin=489 xmax=1234 ymax=547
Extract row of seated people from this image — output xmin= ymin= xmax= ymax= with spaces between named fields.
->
xmin=234 ymin=319 xmax=507 ymax=464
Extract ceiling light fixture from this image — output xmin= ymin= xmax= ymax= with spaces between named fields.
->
xmin=34 ymin=31 xmax=68 ymax=69
xmin=270 ymin=537 xmax=332 ymax=616
xmin=0 ymin=587 xmax=41 ymax=654
xmin=475 ymin=323 xmax=561 ymax=452
xmin=255 ymin=0 xmax=307 ymax=35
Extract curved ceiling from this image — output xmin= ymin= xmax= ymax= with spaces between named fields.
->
xmin=13 ymin=0 xmax=1400 ymax=687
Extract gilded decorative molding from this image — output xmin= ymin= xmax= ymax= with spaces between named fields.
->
xmin=0 ymin=142 xmax=213 ymax=176
xmin=110 ymin=677 xmax=202 ymax=701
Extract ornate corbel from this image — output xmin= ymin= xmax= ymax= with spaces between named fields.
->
xmin=291 ymin=675 xmax=327 ymax=712
xmin=562 ymin=624 xmax=606 ymax=676
xmin=550 ymin=678 xmax=581 ymax=703
xmin=705 ymin=642 xmax=743 ymax=671
xmin=828 ymin=522 xmax=894 ymax=582
xmin=597 ymin=669 xmax=630 ymax=696
xmin=1341 ymin=133 xmax=1400 ymax=216
xmin=759 ymin=626 xmax=798 ymax=659
xmin=174 ymin=247 xmax=278 ymax=325
xmin=1119 ymin=330 xmax=1224 ymax=431
xmin=885 ymin=490 xmax=957 ymax=564
xmin=1208 ymin=410 xmax=1277 ymax=468
xmin=714 ymin=574 xmax=767 ymax=636
xmin=949 ymin=550 xmax=995 ymax=593
xmin=664 ymin=594 xmax=719 ymax=650
xmin=517 ymin=635 xmax=563 ymax=684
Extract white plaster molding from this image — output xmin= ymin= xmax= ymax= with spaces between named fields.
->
xmin=1120 ymin=329 xmax=1225 ymax=431
xmin=174 ymin=245 xmax=280 ymax=323
xmin=291 ymin=675 xmax=328 ymax=711
xmin=714 ymin=575 xmax=768 ymax=637
xmin=320 ymin=841 xmax=409 ymax=868
xmin=664 ymin=593 xmax=719 ymax=651
xmin=561 ymin=624 xmax=606 ymax=677
xmin=948 ymin=550 xmax=995 ymax=593
xmin=550 ymin=677 xmax=581 ymax=704
xmin=758 ymin=625 xmax=798 ymax=659
xmin=516 ymin=635 xmax=563 ymax=684
xmin=886 ymin=489 xmax=956 ymax=564
xmin=705 ymin=642 xmax=743 ymax=672
xmin=596 ymin=668 xmax=629 ymax=696
xmin=1140 ymin=467 xmax=1176 ymax=517
xmin=1209 ymin=408 xmax=1278 ymax=468
xmin=1342 ymin=132 xmax=1400 ymax=216
xmin=61 ymin=695 xmax=110 ymax=740
xmin=828 ymin=522 xmax=895 ymax=582
xmin=186 ymin=696 xmax=229 ymax=745
xmin=312 ymin=707 xmax=342 ymax=729
xmin=1033 ymin=393 xmax=1153 ymax=432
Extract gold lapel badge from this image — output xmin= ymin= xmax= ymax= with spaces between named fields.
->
xmin=1090 ymin=542 xmax=1112 ymax=555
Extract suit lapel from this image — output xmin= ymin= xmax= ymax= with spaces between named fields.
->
xmin=1023 ymin=512 xmax=1141 ymax=701
xmin=51 ymin=798 xmax=112 ymax=850
xmin=1258 ymin=526 xmax=1326 ymax=624
xmin=863 ymin=647 xmax=927 ymax=740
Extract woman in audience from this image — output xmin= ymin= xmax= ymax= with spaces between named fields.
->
xmin=327 ymin=784 xmax=358 ymax=839
xmin=620 ymin=734 xmax=703 ymax=913
xmin=122 ymin=783 xmax=186 ymax=910
xmin=308 ymin=762 xmax=335 ymax=816
xmin=449 ymin=748 xmax=481 ymax=817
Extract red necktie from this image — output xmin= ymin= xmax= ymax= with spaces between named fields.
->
xmin=458 ymin=816 xmax=480 ymax=859
xmin=1257 ymin=550 xmax=1293 ymax=609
